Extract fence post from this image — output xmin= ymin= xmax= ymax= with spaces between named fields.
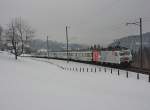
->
xmin=83 ymin=68 xmax=84 ymax=72
xmin=95 ymin=68 xmax=96 ymax=72
xmin=126 ymin=71 xmax=128 ymax=78
xmin=111 ymin=68 xmax=112 ymax=74
xmin=76 ymin=68 xmax=78 ymax=72
xmin=104 ymin=68 xmax=106 ymax=72
xmin=118 ymin=69 xmax=120 ymax=76
xmin=87 ymin=68 xmax=88 ymax=72
xmin=99 ymin=68 xmax=101 ymax=72
xmin=149 ymin=74 xmax=150 ymax=82
xmin=80 ymin=68 xmax=81 ymax=72
xmin=73 ymin=68 xmax=74 ymax=71
xmin=91 ymin=68 xmax=93 ymax=72
xmin=137 ymin=73 xmax=139 ymax=80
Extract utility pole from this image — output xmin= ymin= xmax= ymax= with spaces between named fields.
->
xmin=66 ymin=26 xmax=69 ymax=63
xmin=47 ymin=36 xmax=49 ymax=57
xmin=139 ymin=18 xmax=143 ymax=69
xmin=126 ymin=17 xmax=143 ymax=69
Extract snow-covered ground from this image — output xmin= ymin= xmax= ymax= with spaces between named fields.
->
xmin=0 ymin=51 xmax=150 ymax=110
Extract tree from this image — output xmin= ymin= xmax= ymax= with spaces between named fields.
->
xmin=6 ymin=18 xmax=34 ymax=59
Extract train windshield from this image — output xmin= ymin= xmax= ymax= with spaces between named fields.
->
xmin=119 ymin=51 xmax=130 ymax=56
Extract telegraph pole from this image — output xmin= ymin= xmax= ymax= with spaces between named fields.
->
xmin=47 ymin=36 xmax=49 ymax=57
xmin=139 ymin=18 xmax=143 ymax=69
xmin=66 ymin=26 xmax=69 ymax=63
xmin=126 ymin=17 xmax=143 ymax=69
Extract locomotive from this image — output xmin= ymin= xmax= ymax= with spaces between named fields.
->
xmin=37 ymin=48 xmax=132 ymax=66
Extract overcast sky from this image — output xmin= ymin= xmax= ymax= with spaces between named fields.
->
xmin=0 ymin=0 xmax=150 ymax=46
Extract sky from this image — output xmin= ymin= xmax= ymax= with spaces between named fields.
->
xmin=0 ymin=0 xmax=150 ymax=46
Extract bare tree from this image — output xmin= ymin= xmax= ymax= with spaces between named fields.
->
xmin=6 ymin=18 xmax=35 ymax=60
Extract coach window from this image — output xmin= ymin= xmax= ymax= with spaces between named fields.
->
xmin=115 ymin=52 xmax=118 ymax=56
xmin=85 ymin=53 xmax=87 ymax=57
xmin=88 ymin=53 xmax=91 ymax=57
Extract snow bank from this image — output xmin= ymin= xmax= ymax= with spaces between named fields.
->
xmin=0 ymin=51 xmax=150 ymax=110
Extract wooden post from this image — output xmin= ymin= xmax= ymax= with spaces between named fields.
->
xmin=87 ymin=68 xmax=88 ymax=72
xmin=126 ymin=71 xmax=128 ymax=78
xmin=95 ymin=68 xmax=96 ymax=72
xmin=111 ymin=68 xmax=112 ymax=74
xmin=91 ymin=68 xmax=93 ymax=72
xmin=104 ymin=68 xmax=106 ymax=72
xmin=83 ymin=68 xmax=84 ymax=72
xmin=149 ymin=74 xmax=150 ymax=82
xmin=137 ymin=73 xmax=139 ymax=80
xmin=118 ymin=69 xmax=120 ymax=76
xmin=99 ymin=68 xmax=101 ymax=72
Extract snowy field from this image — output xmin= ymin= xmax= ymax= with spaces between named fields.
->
xmin=0 ymin=51 xmax=150 ymax=110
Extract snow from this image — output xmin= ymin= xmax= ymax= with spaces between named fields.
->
xmin=0 ymin=51 xmax=150 ymax=110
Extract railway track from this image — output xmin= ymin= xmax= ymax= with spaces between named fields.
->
xmin=125 ymin=67 xmax=150 ymax=75
xmin=28 ymin=56 xmax=150 ymax=75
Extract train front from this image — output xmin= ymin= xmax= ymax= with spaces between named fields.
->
xmin=119 ymin=49 xmax=132 ymax=65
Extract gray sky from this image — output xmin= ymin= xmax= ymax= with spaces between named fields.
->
xmin=0 ymin=0 xmax=150 ymax=46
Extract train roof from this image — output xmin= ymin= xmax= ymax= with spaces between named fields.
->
xmin=100 ymin=47 xmax=129 ymax=51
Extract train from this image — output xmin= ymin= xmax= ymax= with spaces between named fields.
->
xmin=36 ymin=48 xmax=132 ymax=66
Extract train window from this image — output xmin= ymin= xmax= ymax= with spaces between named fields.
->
xmin=89 ymin=53 xmax=91 ymax=57
xmin=85 ymin=53 xmax=87 ymax=57
xmin=119 ymin=52 xmax=124 ymax=56
xmin=125 ymin=51 xmax=130 ymax=55
xmin=79 ymin=53 xmax=81 ymax=56
xmin=77 ymin=53 xmax=78 ymax=56
xmin=115 ymin=52 xmax=118 ymax=56
xmin=119 ymin=51 xmax=130 ymax=56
